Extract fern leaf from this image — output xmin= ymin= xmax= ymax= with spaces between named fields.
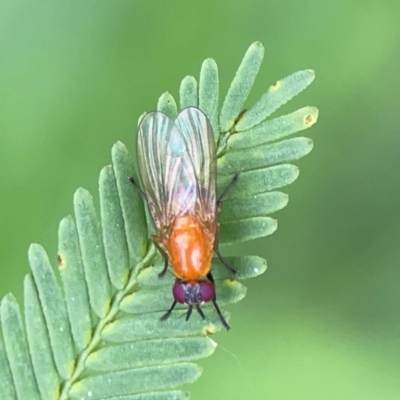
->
xmin=0 ymin=41 xmax=318 ymax=399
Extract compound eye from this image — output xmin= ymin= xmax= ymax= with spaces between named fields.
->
xmin=199 ymin=281 xmax=215 ymax=303
xmin=172 ymin=283 xmax=186 ymax=304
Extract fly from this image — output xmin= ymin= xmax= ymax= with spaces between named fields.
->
xmin=130 ymin=107 xmax=238 ymax=330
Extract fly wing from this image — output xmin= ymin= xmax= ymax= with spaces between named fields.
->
xmin=174 ymin=107 xmax=217 ymax=222
xmin=136 ymin=111 xmax=176 ymax=231
xmin=136 ymin=107 xmax=216 ymax=233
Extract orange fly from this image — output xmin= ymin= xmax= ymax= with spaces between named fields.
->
xmin=130 ymin=107 xmax=238 ymax=330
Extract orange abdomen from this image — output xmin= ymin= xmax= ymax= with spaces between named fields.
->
xmin=165 ymin=215 xmax=215 ymax=281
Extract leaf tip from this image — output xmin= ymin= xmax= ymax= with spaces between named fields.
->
xmin=60 ymin=214 xmax=74 ymax=224
xmin=291 ymin=164 xmax=301 ymax=180
xmin=1 ymin=292 xmax=17 ymax=307
xmin=305 ymin=137 xmax=314 ymax=148
xmin=99 ymin=164 xmax=113 ymax=179
xmin=208 ymin=337 xmax=218 ymax=349
xmin=181 ymin=74 xmax=196 ymax=83
xmin=28 ymin=242 xmax=46 ymax=261
xmin=192 ymin=363 xmax=204 ymax=381
xmin=202 ymin=316 xmax=230 ymax=335
xmin=112 ymin=141 xmax=128 ymax=156
xmin=259 ymin=257 xmax=268 ymax=274
xmin=157 ymin=92 xmax=178 ymax=117
xmin=201 ymin=57 xmax=218 ymax=69
xmin=73 ymin=187 xmax=92 ymax=207
xmin=249 ymin=40 xmax=265 ymax=55
xmin=158 ymin=91 xmax=174 ymax=104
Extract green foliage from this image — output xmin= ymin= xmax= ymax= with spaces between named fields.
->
xmin=0 ymin=42 xmax=317 ymax=399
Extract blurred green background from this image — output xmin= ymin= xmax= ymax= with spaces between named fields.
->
xmin=1 ymin=1 xmax=400 ymax=399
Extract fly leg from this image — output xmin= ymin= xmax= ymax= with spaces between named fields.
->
xmin=160 ymin=300 xmax=177 ymax=321
xmin=160 ymin=278 xmax=185 ymax=322
xmin=196 ymin=305 xmax=205 ymax=320
xmin=186 ymin=306 xmax=193 ymax=321
xmin=128 ymin=176 xmax=147 ymax=200
xmin=217 ymin=173 xmax=239 ymax=210
xmin=206 ymin=272 xmax=230 ymax=330
xmin=151 ymin=235 xmax=169 ymax=278
xmin=214 ymin=224 xmax=237 ymax=275
xmin=214 ymin=173 xmax=239 ymax=274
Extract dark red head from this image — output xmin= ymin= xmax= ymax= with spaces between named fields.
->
xmin=172 ymin=280 xmax=215 ymax=305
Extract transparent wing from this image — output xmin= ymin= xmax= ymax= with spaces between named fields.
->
xmin=136 ymin=107 xmax=216 ymax=233
xmin=174 ymin=107 xmax=216 ymax=222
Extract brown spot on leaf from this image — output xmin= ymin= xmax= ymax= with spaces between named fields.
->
xmin=271 ymin=80 xmax=282 ymax=90
xmin=57 ymin=254 xmax=65 ymax=269
xmin=305 ymin=114 xmax=313 ymax=125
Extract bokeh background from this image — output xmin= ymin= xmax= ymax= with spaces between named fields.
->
xmin=1 ymin=1 xmax=400 ymax=399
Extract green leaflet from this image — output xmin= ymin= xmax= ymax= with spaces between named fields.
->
xmin=0 ymin=338 xmax=16 ymax=399
xmin=111 ymin=142 xmax=148 ymax=266
xmin=0 ymin=41 xmax=317 ymax=399
xmin=102 ymin=311 xmax=229 ymax=343
xmin=1 ymin=294 xmax=41 ymax=399
xmin=99 ymin=165 xmax=130 ymax=289
xmin=199 ymin=58 xmax=219 ymax=135
xmin=86 ymin=337 xmax=216 ymax=371
xmin=219 ymin=191 xmax=288 ymax=223
xmin=217 ymin=164 xmax=299 ymax=199
xmin=219 ymin=217 xmax=278 ymax=244
xmin=69 ymin=363 xmax=202 ymax=399
xmin=29 ymin=244 xmax=75 ymax=380
xmin=218 ymin=137 xmax=313 ymax=175
xmin=24 ymin=275 xmax=60 ymax=399
xmin=74 ymin=188 xmax=111 ymax=318
xmin=230 ymin=106 xmax=319 ymax=150
xmin=157 ymin=92 xmax=178 ymax=118
xmin=106 ymin=392 xmax=189 ymax=400
xmin=211 ymin=255 xmax=267 ymax=279
xmin=219 ymin=41 xmax=264 ymax=132
xmin=58 ymin=216 xmax=92 ymax=350
xmin=235 ymin=70 xmax=316 ymax=132
xmin=180 ymin=76 xmax=198 ymax=109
